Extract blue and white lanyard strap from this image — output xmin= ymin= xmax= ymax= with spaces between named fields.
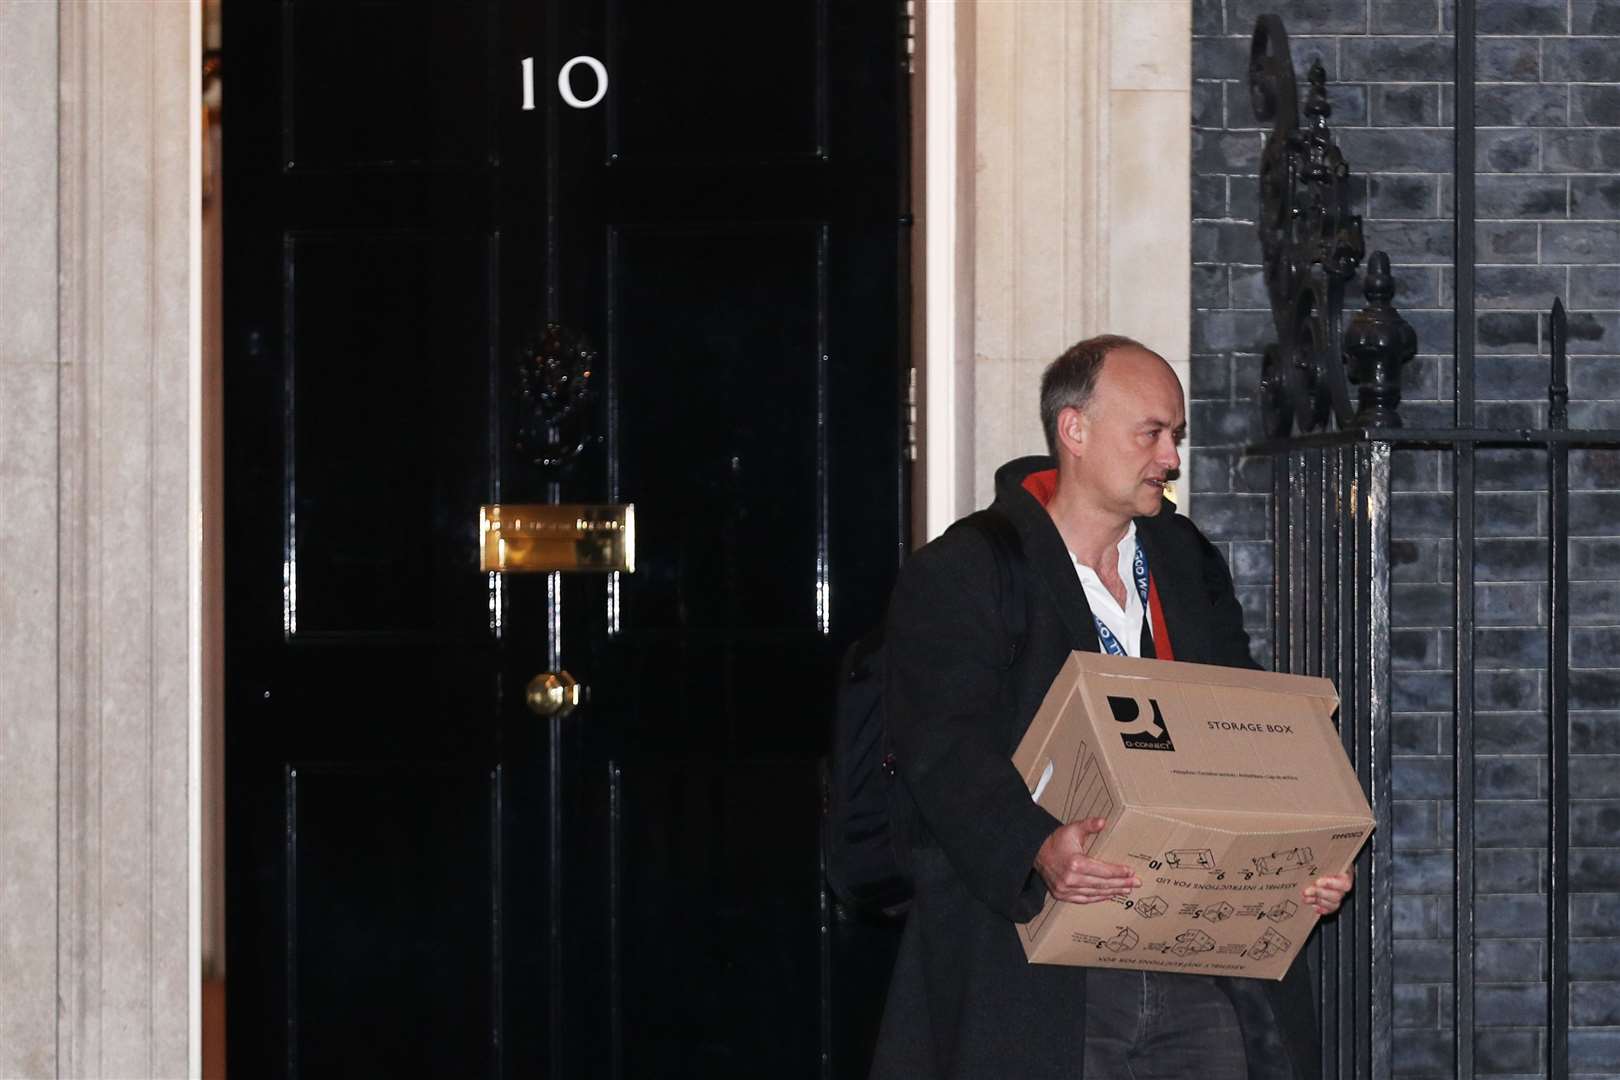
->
xmin=1092 ymin=541 xmax=1152 ymax=657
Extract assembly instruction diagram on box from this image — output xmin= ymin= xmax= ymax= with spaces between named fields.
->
xmin=1011 ymin=653 xmax=1375 ymax=980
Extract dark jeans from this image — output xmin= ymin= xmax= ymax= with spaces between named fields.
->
xmin=1082 ymin=968 xmax=1247 ymax=1079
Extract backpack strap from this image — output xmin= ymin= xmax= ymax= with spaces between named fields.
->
xmin=960 ymin=508 xmax=1028 ymax=670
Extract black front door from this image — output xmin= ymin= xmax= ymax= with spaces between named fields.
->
xmin=225 ymin=4 xmax=907 ymax=1077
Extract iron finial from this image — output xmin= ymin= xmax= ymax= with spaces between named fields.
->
xmin=1364 ymin=249 xmax=1396 ymax=306
xmin=1305 ymin=61 xmax=1331 ymax=121
xmin=1344 ymin=252 xmax=1417 ymax=429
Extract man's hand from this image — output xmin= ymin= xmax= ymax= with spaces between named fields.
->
xmin=1303 ymin=868 xmax=1354 ymax=916
xmin=1034 ymin=818 xmax=1140 ymax=904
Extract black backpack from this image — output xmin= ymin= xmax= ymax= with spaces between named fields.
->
xmin=822 ymin=508 xmax=1029 ymax=916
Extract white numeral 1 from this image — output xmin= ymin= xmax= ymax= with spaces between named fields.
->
xmin=520 ymin=56 xmax=535 ymax=111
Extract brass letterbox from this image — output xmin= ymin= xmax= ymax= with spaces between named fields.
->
xmin=479 ymin=503 xmax=635 ymax=573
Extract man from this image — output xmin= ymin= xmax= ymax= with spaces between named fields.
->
xmin=870 ymin=336 xmax=1352 ymax=1079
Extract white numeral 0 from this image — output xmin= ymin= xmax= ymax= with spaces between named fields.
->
xmin=557 ymin=56 xmax=609 ymax=109
xmin=520 ymin=55 xmax=609 ymax=111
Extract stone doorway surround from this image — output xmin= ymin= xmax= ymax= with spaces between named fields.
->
xmin=921 ymin=0 xmax=1194 ymax=535
xmin=0 ymin=0 xmax=1196 ymax=1073
xmin=0 ymin=2 xmax=200 ymax=1077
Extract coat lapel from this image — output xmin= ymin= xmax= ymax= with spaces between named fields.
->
xmin=1002 ymin=491 xmax=1103 ymax=654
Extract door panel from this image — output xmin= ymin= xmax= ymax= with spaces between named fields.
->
xmin=288 ymin=765 xmax=500 ymax=1078
xmin=614 ymin=760 xmax=823 ymax=1075
xmin=604 ymin=0 xmax=826 ymax=162
xmin=284 ymin=231 xmax=496 ymax=637
xmin=283 ymin=2 xmax=497 ymax=171
xmin=610 ymin=223 xmax=825 ymax=635
xmin=228 ymin=1 xmax=906 ymax=1076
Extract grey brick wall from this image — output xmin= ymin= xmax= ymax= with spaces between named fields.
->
xmin=1193 ymin=1 xmax=1620 ymax=1075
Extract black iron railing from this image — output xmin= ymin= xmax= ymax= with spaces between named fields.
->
xmin=1247 ymin=13 xmax=1620 ymax=1080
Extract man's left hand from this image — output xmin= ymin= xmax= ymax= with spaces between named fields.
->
xmin=1303 ymin=869 xmax=1353 ymax=916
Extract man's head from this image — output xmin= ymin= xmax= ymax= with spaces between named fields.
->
xmin=1041 ymin=335 xmax=1186 ymax=521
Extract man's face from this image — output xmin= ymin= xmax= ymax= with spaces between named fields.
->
xmin=1065 ymin=347 xmax=1186 ymax=520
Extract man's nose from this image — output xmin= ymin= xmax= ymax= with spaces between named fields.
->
xmin=1159 ymin=435 xmax=1181 ymax=470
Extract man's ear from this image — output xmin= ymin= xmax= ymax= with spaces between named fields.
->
xmin=1055 ymin=404 xmax=1087 ymax=458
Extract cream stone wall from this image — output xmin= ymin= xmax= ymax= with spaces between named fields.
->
xmin=0 ymin=2 xmax=64 ymax=1070
xmin=0 ymin=2 xmax=197 ymax=1076
xmin=932 ymin=0 xmax=1192 ymax=515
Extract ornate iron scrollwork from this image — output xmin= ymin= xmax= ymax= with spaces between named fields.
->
xmin=514 ymin=322 xmax=600 ymax=472
xmin=1251 ymin=16 xmax=1413 ymax=436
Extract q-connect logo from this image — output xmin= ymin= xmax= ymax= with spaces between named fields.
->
xmin=1107 ymin=694 xmax=1175 ymax=751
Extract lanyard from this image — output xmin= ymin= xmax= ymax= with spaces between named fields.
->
xmin=1093 ymin=541 xmax=1152 ymax=657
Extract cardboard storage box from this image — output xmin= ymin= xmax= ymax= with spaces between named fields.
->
xmin=1011 ymin=652 xmax=1374 ymax=980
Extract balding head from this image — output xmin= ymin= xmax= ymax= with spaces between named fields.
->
xmin=1045 ymin=338 xmax=1185 ymax=521
xmin=1040 ymin=335 xmax=1159 ymax=456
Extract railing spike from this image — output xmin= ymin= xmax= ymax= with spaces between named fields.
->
xmin=1549 ymin=298 xmax=1569 ymax=432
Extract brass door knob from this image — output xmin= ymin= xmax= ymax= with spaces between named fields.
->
xmin=526 ymin=670 xmax=585 ymax=718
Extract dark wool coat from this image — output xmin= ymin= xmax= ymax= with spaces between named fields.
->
xmin=870 ymin=456 xmax=1321 ymax=1080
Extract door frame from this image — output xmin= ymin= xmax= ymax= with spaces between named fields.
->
xmin=3 ymin=1 xmax=206 ymax=1075
xmin=920 ymin=0 xmax=977 ymax=542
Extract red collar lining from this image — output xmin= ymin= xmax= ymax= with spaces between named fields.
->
xmin=1147 ymin=576 xmax=1175 ymax=661
xmin=1021 ymin=469 xmax=1059 ymax=505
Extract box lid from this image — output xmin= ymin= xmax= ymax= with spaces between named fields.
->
xmin=1063 ymin=653 xmax=1369 ymax=822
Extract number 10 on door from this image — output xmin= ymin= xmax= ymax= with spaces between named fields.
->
xmin=521 ymin=56 xmax=609 ymax=110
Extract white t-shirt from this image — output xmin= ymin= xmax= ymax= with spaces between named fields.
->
xmin=1070 ymin=522 xmax=1155 ymax=658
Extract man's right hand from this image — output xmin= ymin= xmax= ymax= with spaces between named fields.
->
xmin=1034 ymin=818 xmax=1140 ymax=904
